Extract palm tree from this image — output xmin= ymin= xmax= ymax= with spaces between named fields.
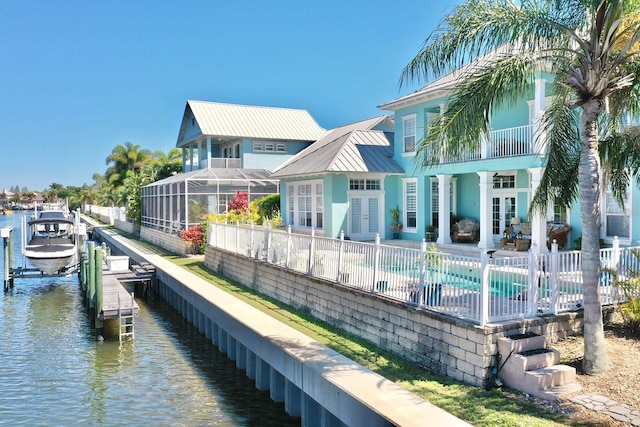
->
xmin=150 ymin=148 xmax=182 ymax=181
xmin=401 ymin=0 xmax=640 ymax=374
xmin=105 ymin=142 xmax=151 ymax=189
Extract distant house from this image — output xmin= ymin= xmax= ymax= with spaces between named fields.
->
xmin=271 ymin=116 xmax=403 ymax=240
xmin=141 ymin=101 xmax=326 ymax=233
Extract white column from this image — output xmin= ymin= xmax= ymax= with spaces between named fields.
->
xmin=437 ymin=174 xmax=452 ymax=244
xmin=206 ymin=137 xmax=212 ymax=168
xmin=533 ymin=78 xmax=547 ymax=154
xmin=528 ymin=167 xmax=548 ymax=254
xmin=189 ymin=146 xmax=195 ymax=172
xmin=477 ymin=171 xmax=494 ymax=249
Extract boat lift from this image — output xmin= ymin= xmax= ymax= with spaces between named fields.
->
xmin=2 ymin=211 xmax=87 ymax=290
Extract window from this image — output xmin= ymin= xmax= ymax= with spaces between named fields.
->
xmin=253 ymin=141 xmax=285 ymax=153
xmin=349 ymin=179 xmax=380 ymax=190
xmin=287 ymin=180 xmax=323 ymax=229
xmin=403 ymin=115 xmax=416 ymax=152
xmin=604 ymin=186 xmax=630 ymax=238
xmin=404 ymin=178 xmax=417 ymax=230
xmin=493 ymin=175 xmax=515 ymax=189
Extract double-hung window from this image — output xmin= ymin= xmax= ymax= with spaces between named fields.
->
xmin=403 ymin=114 xmax=416 ymax=153
xmin=404 ymin=178 xmax=417 ymax=230
xmin=604 ymin=185 xmax=630 ymax=239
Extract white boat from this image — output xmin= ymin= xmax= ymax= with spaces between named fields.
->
xmin=24 ymin=210 xmax=77 ymax=274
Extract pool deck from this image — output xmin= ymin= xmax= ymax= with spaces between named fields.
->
xmin=380 ymin=239 xmax=532 ymax=259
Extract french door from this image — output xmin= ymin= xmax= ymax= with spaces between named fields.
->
xmin=349 ymin=195 xmax=381 ymax=240
xmin=492 ymin=195 xmax=517 ymax=238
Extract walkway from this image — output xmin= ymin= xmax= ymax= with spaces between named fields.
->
xmin=570 ymin=394 xmax=640 ymax=426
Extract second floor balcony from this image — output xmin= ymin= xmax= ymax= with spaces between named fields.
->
xmin=186 ymin=157 xmax=243 ymax=170
xmin=438 ymin=124 xmax=542 ymax=163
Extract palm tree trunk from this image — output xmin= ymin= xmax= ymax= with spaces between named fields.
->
xmin=579 ymin=100 xmax=609 ymax=374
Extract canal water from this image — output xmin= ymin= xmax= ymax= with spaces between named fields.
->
xmin=0 ymin=212 xmax=299 ymax=426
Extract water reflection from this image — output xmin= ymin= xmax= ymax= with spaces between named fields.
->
xmin=0 ymin=213 xmax=299 ymax=426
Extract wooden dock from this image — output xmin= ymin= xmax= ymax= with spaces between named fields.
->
xmin=98 ymin=271 xmax=140 ymax=321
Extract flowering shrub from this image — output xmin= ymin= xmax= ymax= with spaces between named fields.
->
xmin=180 ymin=224 xmax=205 ymax=254
xmin=389 ymin=206 xmax=402 ymax=233
xmin=228 ymin=191 xmax=249 ymax=215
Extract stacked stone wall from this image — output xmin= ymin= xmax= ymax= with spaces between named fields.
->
xmin=204 ymin=246 xmax=585 ymax=387
xmin=141 ymin=227 xmax=190 ymax=256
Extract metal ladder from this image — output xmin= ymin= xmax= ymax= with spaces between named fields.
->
xmin=117 ymin=292 xmax=136 ymax=341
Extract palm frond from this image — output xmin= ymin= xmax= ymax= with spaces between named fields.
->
xmin=530 ymin=86 xmax=581 ymax=214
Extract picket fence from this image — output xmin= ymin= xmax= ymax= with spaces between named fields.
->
xmin=208 ymin=222 xmax=639 ymax=326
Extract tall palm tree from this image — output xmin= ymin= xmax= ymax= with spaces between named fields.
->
xmin=105 ymin=142 xmax=151 ymax=189
xmin=150 ymin=148 xmax=182 ymax=181
xmin=401 ymin=0 xmax=640 ymax=374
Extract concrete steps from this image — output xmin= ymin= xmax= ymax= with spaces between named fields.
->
xmin=497 ymin=334 xmax=582 ymax=401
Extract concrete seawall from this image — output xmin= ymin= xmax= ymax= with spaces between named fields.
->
xmin=90 ymin=221 xmax=471 ymax=427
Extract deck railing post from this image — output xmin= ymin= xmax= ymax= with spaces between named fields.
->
xmin=612 ymin=236 xmax=621 ymax=276
xmin=286 ymin=226 xmax=292 ymax=269
xmin=527 ymin=246 xmax=538 ymax=317
xmin=550 ymin=242 xmax=559 ymax=314
xmin=336 ymin=230 xmax=345 ymax=283
xmin=307 ymin=228 xmax=315 ymax=275
xmin=266 ymin=222 xmax=272 ymax=263
xmin=418 ymin=239 xmax=427 ymax=306
xmin=236 ymin=221 xmax=240 ymax=254
xmin=479 ymin=251 xmax=490 ymax=325
xmin=372 ymin=234 xmax=380 ymax=293
xmin=250 ymin=223 xmax=255 ymax=259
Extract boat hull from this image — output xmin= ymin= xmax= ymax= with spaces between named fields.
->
xmin=24 ymin=239 xmax=76 ymax=275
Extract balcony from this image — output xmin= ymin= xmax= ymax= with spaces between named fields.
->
xmin=439 ymin=124 xmax=541 ymax=164
xmin=187 ymin=158 xmax=243 ymax=169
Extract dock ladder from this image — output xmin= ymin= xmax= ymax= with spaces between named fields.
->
xmin=117 ymin=292 xmax=136 ymax=341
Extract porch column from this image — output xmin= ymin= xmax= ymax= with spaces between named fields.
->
xmin=182 ymin=148 xmax=187 ymax=173
xmin=477 ymin=171 xmax=495 ymax=249
xmin=198 ymin=140 xmax=204 ymax=169
xmin=189 ymin=146 xmax=195 ymax=172
xmin=533 ymin=77 xmax=547 ymax=154
xmin=206 ymin=137 xmax=212 ymax=168
xmin=528 ymin=167 xmax=548 ymax=254
xmin=436 ymin=174 xmax=452 ymax=244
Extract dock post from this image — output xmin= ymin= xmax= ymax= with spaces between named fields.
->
xmin=2 ymin=227 xmax=13 ymax=292
xmin=95 ymin=247 xmax=104 ymax=337
xmin=88 ymin=241 xmax=96 ymax=317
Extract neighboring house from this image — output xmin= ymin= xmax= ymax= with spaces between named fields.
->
xmin=378 ymin=67 xmax=638 ymax=252
xmin=141 ymin=100 xmax=326 ymax=232
xmin=271 ymin=116 xmax=403 ymax=240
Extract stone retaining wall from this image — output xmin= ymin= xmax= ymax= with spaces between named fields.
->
xmin=141 ymin=227 xmax=190 ymax=256
xmin=205 ymin=246 xmax=585 ymax=386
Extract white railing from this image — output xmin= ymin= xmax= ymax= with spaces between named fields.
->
xmin=208 ymin=222 xmax=637 ymax=326
xmin=438 ymin=124 xmax=537 ymax=163
xmin=488 ymin=125 xmax=535 ymax=158
xmin=85 ymin=204 xmax=128 ymax=222
xmin=209 ymin=158 xmax=242 ymax=168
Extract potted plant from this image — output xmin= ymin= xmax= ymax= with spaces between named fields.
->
xmin=426 ymin=224 xmax=438 ymax=242
xmin=389 ymin=206 xmax=403 ymax=239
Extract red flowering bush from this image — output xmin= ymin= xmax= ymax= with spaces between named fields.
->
xmin=228 ymin=191 xmax=249 ymax=215
xmin=180 ymin=224 xmax=205 ymax=254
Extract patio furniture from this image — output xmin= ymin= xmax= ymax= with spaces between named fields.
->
xmin=452 ymin=218 xmax=479 ymax=242
xmin=501 ymin=223 xmax=571 ymax=250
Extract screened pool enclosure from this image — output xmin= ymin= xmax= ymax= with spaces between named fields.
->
xmin=141 ymin=168 xmax=278 ymax=233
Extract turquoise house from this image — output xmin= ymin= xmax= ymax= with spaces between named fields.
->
xmin=377 ymin=68 xmax=639 ymax=252
xmin=271 ymin=116 xmax=403 ymax=240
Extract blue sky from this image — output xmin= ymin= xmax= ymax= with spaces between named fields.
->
xmin=0 ymin=0 xmax=458 ymax=192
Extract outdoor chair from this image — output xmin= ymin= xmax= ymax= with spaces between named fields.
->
xmin=452 ymin=218 xmax=479 ymax=243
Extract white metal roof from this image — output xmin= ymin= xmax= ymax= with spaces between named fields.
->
xmin=271 ymin=116 xmax=404 ymax=177
xmin=178 ymin=100 xmax=326 ymax=145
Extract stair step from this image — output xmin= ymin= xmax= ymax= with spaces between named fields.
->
xmin=538 ymin=383 xmax=583 ymax=401
xmin=517 ymin=348 xmax=560 ymax=371
xmin=525 ymin=364 xmax=577 ymax=390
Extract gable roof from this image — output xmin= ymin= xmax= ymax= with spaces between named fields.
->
xmin=271 ymin=116 xmax=404 ymax=178
xmin=177 ymin=100 xmax=326 ymax=146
